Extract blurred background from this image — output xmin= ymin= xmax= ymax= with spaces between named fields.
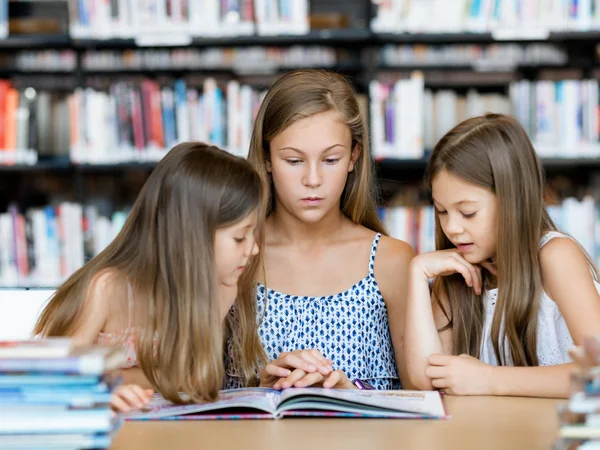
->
xmin=0 ymin=0 xmax=599 ymax=289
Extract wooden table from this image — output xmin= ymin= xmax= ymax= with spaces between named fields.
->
xmin=110 ymin=396 xmax=564 ymax=450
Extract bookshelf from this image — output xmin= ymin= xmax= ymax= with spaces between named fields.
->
xmin=1 ymin=0 xmax=600 ymax=288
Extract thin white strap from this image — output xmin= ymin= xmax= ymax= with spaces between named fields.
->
xmin=540 ymin=231 xmax=568 ymax=249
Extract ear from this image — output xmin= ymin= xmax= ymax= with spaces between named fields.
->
xmin=348 ymin=144 xmax=360 ymax=173
xmin=265 ymin=158 xmax=272 ymax=173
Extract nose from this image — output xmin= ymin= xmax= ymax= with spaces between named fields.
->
xmin=251 ymin=241 xmax=259 ymax=256
xmin=302 ymin=161 xmax=322 ymax=188
xmin=443 ymin=212 xmax=464 ymax=236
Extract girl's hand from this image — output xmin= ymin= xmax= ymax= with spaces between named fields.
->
xmin=110 ymin=384 xmax=154 ymax=413
xmin=274 ymin=368 xmax=356 ymax=390
xmin=425 ymin=354 xmax=495 ymax=396
xmin=410 ymin=250 xmax=484 ymax=295
xmin=259 ymin=349 xmax=333 ymax=388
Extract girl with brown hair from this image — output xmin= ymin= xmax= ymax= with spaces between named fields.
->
xmin=35 ymin=142 xmax=266 ymax=410
xmin=403 ymin=113 xmax=600 ymax=398
xmin=232 ymin=69 xmax=415 ymax=390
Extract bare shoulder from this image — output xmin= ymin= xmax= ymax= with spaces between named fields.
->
xmin=369 ymin=231 xmax=416 ymax=303
xmin=375 ymin=234 xmax=416 ymax=274
xmin=88 ymin=268 xmax=128 ymax=304
xmin=539 ymin=235 xmax=588 ymax=269
xmin=83 ymin=268 xmax=130 ymax=328
xmin=539 ymin=235 xmax=597 ymax=298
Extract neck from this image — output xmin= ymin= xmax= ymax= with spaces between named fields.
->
xmin=268 ymin=204 xmax=348 ymax=245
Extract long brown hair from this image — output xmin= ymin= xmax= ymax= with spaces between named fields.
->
xmin=426 ymin=114 xmax=598 ymax=366
xmin=35 ymin=142 xmax=266 ymax=402
xmin=247 ymin=69 xmax=385 ymax=233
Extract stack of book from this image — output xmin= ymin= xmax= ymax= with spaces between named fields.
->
xmin=557 ymin=337 xmax=600 ymax=449
xmin=0 ymin=338 xmax=125 ymax=449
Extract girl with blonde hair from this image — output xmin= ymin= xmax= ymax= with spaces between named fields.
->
xmin=230 ymin=69 xmax=415 ymax=390
xmin=403 ymin=114 xmax=600 ymax=398
xmin=35 ymin=142 xmax=266 ymax=410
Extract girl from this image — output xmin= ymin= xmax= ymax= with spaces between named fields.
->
xmin=229 ymin=69 xmax=415 ymax=390
xmin=403 ymin=113 xmax=600 ymax=398
xmin=34 ymin=142 xmax=266 ymax=410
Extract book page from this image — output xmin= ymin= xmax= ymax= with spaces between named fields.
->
xmin=124 ymin=388 xmax=281 ymax=420
xmin=277 ymin=388 xmax=447 ymax=418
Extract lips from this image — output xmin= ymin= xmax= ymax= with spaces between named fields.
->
xmin=456 ymin=243 xmax=474 ymax=252
xmin=301 ymin=197 xmax=323 ymax=206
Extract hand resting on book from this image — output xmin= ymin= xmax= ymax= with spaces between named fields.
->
xmin=111 ymin=384 xmax=154 ymax=413
xmin=259 ymin=349 xmax=355 ymax=390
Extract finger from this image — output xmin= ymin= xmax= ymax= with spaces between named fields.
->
xmin=278 ymin=354 xmax=317 ymax=373
xmin=584 ymin=337 xmax=600 ymax=364
xmin=453 ymin=253 xmax=481 ymax=295
xmin=130 ymin=385 xmax=153 ymax=405
xmin=323 ymin=370 xmax=350 ymax=389
xmin=425 ymin=366 xmax=448 ymax=379
xmin=431 ymin=378 xmax=449 ymax=389
xmin=452 ymin=254 xmax=481 ymax=295
xmin=264 ymin=363 xmax=292 ymax=378
xmin=474 ymin=265 xmax=483 ymax=294
xmin=449 ymin=253 xmax=474 ymax=287
xmin=280 ymin=369 xmax=308 ymax=389
xmin=428 ymin=354 xmax=452 ymax=366
xmin=294 ymin=350 xmax=331 ymax=375
xmin=569 ymin=346 xmax=590 ymax=367
xmin=293 ymin=371 xmax=326 ymax=388
xmin=117 ymin=386 xmax=146 ymax=409
xmin=110 ymin=395 xmax=132 ymax=413
xmin=308 ymin=349 xmax=334 ymax=372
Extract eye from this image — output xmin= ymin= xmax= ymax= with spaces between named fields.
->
xmin=436 ymin=209 xmax=447 ymax=215
xmin=324 ymin=158 xmax=340 ymax=164
xmin=234 ymin=237 xmax=246 ymax=243
xmin=286 ymin=159 xmax=301 ymax=165
xmin=462 ymin=212 xmax=477 ymax=219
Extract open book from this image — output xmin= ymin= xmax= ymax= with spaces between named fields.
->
xmin=124 ymin=388 xmax=448 ymax=420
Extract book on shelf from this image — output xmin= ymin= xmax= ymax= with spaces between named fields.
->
xmin=69 ymin=77 xmax=266 ymax=163
xmin=379 ymin=43 xmax=567 ymax=68
xmin=124 ymin=387 xmax=449 ymax=421
xmin=69 ymin=0 xmax=309 ymax=41
xmin=3 ymin=194 xmax=600 ymax=288
xmin=370 ymin=76 xmax=600 ymax=160
xmin=370 ymin=0 xmax=600 ymax=35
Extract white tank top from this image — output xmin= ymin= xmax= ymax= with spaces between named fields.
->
xmin=480 ymin=231 xmax=599 ymax=366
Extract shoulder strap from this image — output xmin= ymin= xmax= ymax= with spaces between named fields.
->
xmin=540 ymin=231 xmax=568 ymax=249
xmin=368 ymin=233 xmax=382 ymax=276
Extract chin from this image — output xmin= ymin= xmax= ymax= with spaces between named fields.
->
xmin=462 ymin=253 xmax=483 ymax=264
xmin=220 ymin=277 xmax=240 ymax=287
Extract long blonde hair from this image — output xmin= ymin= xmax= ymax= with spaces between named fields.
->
xmin=35 ymin=142 xmax=266 ymax=402
xmin=247 ymin=69 xmax=385 ymax=233
xmin=427 ymin=114 xmax=598 ymax=366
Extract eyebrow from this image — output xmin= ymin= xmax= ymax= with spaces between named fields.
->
xmin=432 ymin=199 xmax=479 ymax=207
xmin=277 ymin=144 xmax=346 ymax=154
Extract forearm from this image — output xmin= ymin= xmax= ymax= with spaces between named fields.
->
xmin=119 ymin=367 xmax=153 ymax=389
xmin=490 ymin=363 xmax=576 ymax=398
xmin=404 ymin=268 xmax=445 ymax=389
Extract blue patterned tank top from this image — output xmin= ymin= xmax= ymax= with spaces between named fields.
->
xmin=255 ymin=233 xmax=400 ymax=390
